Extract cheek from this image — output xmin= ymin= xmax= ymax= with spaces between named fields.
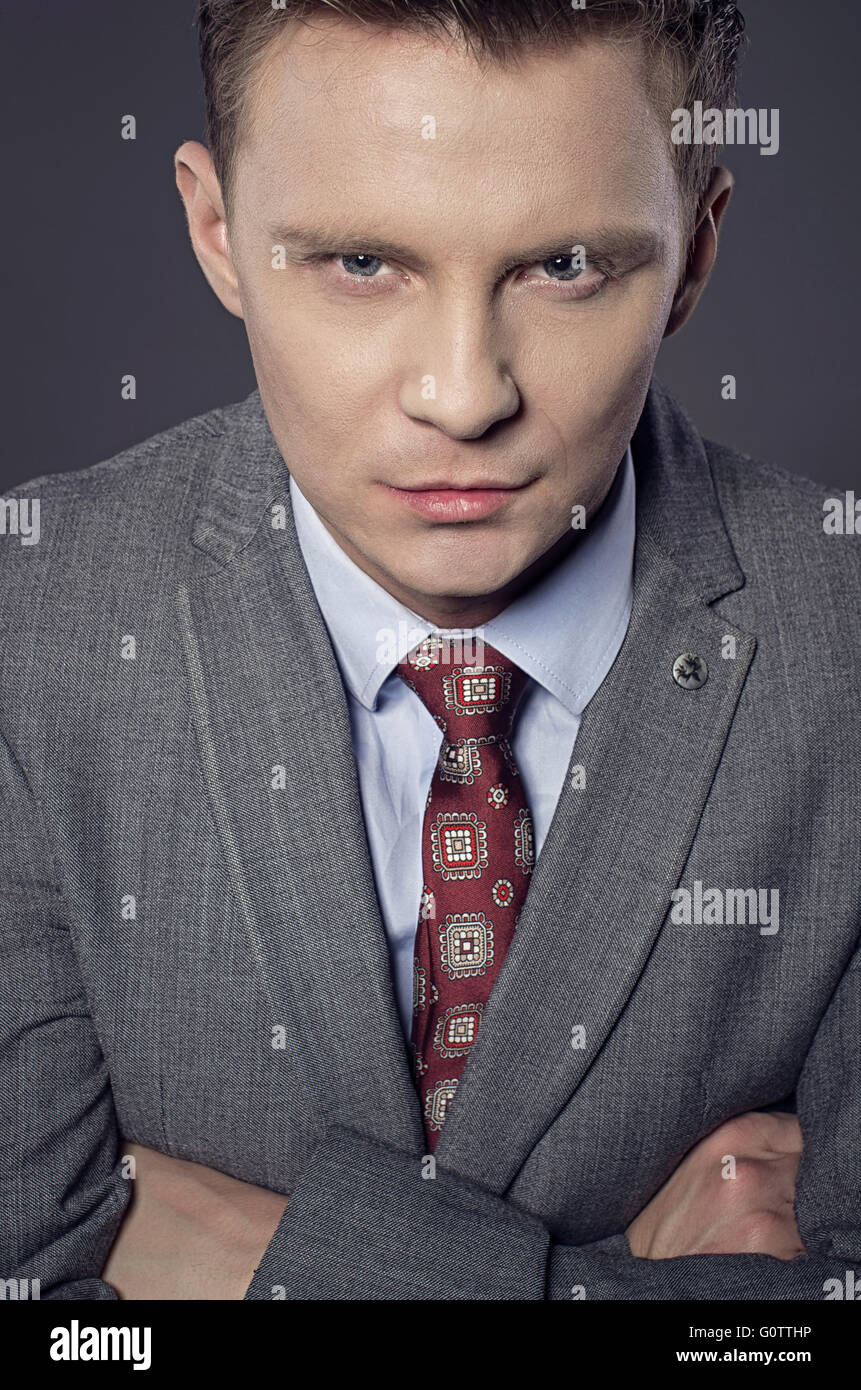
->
xmin=539 ymin=283 xmax=670 ymax=446
xmin=243 ymin=295 xmax=379 ymax=458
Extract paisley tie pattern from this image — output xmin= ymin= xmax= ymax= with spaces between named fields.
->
xmin=396 ymin=635 xmax=534 ymax=1149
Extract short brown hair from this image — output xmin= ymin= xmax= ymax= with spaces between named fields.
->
xmin=197 ymin=0 xmax=745 ymax=248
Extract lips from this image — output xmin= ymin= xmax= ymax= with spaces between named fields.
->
xmin=381 ymin=478 xmax=534 ymax=522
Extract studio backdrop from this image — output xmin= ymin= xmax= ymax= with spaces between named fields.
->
xmin=2 ymin=0 xmax=858 ymax=491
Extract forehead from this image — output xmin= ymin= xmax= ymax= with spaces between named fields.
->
xmin=237 ymin=17 xmax=679 ymax=242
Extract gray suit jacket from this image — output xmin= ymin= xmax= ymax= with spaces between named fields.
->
xmin=1 ymin=380 xmax=859 ymax=1300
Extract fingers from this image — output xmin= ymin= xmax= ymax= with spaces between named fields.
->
xmin=748 ymin=1110 xmax=803 ymax=1155
xmin=708 ymin=1108 xmax=803 ymax=1157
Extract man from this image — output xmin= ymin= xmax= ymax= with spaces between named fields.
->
xmin=1 ymin=0 xmax=858 ymax=1301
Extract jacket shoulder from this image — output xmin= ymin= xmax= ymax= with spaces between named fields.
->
xmin=704 ymin=435 xmax=861 ymax=587
xmin=4 ymin=397 xmax=232 ymax=520
xmin=0 ymin=397 xmax=249 ymax=611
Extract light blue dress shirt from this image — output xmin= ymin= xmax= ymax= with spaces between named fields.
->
xmin=289 ymin=451 xmax=636 ymax=1039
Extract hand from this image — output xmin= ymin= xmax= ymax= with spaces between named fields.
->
xmin=102 ymin=1142 xmax=289 ymax=1299
xmin=626 ymin=1110 xmax=805 ymax=1260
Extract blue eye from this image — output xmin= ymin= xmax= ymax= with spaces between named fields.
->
xmin=541 ymin=255 xmax=584 ymax=281
xmin=340 ymin=253 xmax=384 ymax=277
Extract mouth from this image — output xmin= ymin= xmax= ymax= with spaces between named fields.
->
xmin=380 ymin=477 xmax=536 ymax=522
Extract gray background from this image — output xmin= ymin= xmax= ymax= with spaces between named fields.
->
xmin=1 ymin=0 xmax=858 ymax=491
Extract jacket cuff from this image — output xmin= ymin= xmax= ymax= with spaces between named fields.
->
xmin=244 ymin=1124 xmax=550 ymax=1300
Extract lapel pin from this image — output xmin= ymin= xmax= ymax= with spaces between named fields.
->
xmin=672 ymin=652 xmax=709 ymax=689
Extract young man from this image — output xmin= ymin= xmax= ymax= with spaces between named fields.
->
xmin=2 ymin=1 xmax=858 ymax=1301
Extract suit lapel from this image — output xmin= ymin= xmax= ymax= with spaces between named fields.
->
xmin=433 ymin=383 xmax=757 ymax=1187
xmin=177 ymin=394 xmax=424 ymax=1152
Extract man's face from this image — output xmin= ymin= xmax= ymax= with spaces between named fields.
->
xmin=220 ymin=18 xmax=687 ymax=621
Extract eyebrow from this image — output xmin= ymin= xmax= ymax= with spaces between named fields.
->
xmin=266 ymin=220 xmax=664 ymax=274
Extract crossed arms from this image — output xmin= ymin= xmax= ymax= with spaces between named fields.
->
xmin=101 ymin=1108 xmax=808 ymax=1299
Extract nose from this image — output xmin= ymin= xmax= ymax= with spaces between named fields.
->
xmin=398 ymin=299 xmax=520 ymax=439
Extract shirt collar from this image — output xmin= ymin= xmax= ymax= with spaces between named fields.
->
xmin=289 ymin=447 xmax=635 ymax=719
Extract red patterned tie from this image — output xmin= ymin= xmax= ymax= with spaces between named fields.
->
xmin=396 ymin=635 xmax=534 ymax=1150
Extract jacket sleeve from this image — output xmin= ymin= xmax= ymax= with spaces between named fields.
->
xmin=244 ymin=944 xmax=861 ymax=1300
xmin=0 ymin=724 xmax=129 ymax=1299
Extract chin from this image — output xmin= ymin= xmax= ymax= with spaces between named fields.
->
xmin=393 ymin=563 xmax=522 ymax=607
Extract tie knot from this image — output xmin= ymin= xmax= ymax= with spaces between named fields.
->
xmin=396 ymin=634 xmax=530 ymax=741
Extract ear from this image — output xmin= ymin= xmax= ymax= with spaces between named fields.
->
xmin=174 ymin=141 xmax=244 ymax=319
xmin=664 ymin=166 xmax=734 ymax=338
